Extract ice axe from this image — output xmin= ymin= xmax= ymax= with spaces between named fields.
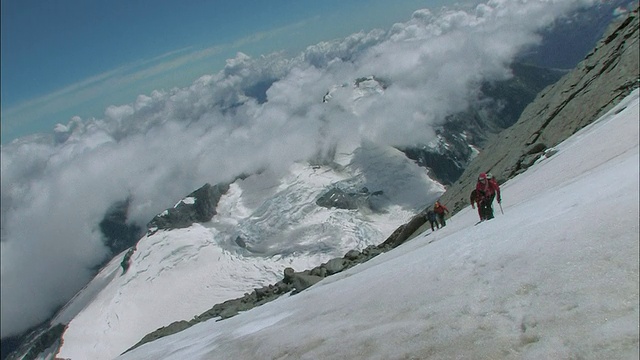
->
xmin=498 ymin=201 xmax=504 ymax=215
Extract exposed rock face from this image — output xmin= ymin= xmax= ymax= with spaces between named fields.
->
xmin=147 ymin=182 xmax=230 ymax=233
xmin=403 ymin=0 xmax=632 ymax=187
xmin=315 ymin=186 xmax=383 ymax=210
xmin=438 ymin=7 xmax=639 ymax=213
xmin=4 ymin=324 xmax=65 ymax=360
xmin=99 ymin=198 xmax=143 ymax=256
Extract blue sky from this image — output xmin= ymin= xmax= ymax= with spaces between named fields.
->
xmin=0 ymin=0 xmax=452 ymax=143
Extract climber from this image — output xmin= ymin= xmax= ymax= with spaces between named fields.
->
xmin=475 ymin=172 xmax=501 ymax=220
xmin=433 ymin=201 xmax=449 ymax=227
xmin=425 ymin=209 xmax=439 ymax=231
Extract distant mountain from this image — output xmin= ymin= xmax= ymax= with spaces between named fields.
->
xmin=95 ymin=61 xmax=566 ymax=265
xmin=320 ymin=64 xmax=566 ymax=187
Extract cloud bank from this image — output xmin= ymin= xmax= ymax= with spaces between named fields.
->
xmin=0 ymin=0 xmax=597 ymax=338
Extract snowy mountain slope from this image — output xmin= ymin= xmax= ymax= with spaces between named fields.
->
xmin=117 ymin=90 xmax=639 ymax=359
xmin=48 ymin=142 xmax=443 ymax=360
xmin=3 ymin=2 xmax=636 ymax=355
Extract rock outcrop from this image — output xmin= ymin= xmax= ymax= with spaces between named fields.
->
xmin=147 ymin=182 xmax=230 ymax=233
xmin=315 ymin=186 xmax=383 ymax=210
xmin=438 ymin=6 xmax=639 ymax=214
xmin=99 ymin=198 xmax=143 ymax=255
xmin=4 ymin=324 xmax=65 ymax=360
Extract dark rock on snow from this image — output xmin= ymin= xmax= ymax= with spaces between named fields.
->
xmin=99 ymin=198 xmax=143 ymax=256
xmin=147 ymin=182 xmax=230 ymax=233
xmin=315 ymin=186 xmax=383 ymax=210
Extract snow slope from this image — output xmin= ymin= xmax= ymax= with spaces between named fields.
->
xmin=52 ymin=142 xmax=443 ymax=360
xmin=117 ymin=90 xmax=639 ymax=359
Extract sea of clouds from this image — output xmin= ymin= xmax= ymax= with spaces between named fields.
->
xmin=1 ymin=0 xmax=599 ymax=338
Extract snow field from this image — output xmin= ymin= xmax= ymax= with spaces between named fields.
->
xmin=118 ymin=90 xmax=639 ymax=360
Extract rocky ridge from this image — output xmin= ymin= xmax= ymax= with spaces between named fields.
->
xmin=146 ymin=182 xmax=231 ymax=234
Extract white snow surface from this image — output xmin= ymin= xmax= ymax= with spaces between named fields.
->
xmin=112 ymin=90 xmax=639 ymax=359
xmin=53 ymin=142 xmax=443 ymax=359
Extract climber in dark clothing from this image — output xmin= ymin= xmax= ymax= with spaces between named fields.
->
xmin=425 ymin=209 xmax=439 ymax=231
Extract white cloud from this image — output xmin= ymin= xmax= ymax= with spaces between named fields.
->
xmin=0 ymin=0 xmax=598 ymax=338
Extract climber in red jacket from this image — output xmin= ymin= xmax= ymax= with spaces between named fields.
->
xmin=433 ymin=201 xmax=449 ymax=227
xmin=475 ymin=172 xmax=501 ymax=220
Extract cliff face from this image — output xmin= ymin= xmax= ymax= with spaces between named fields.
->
xmin=438 ymin=6 xmax=639 ymax=214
